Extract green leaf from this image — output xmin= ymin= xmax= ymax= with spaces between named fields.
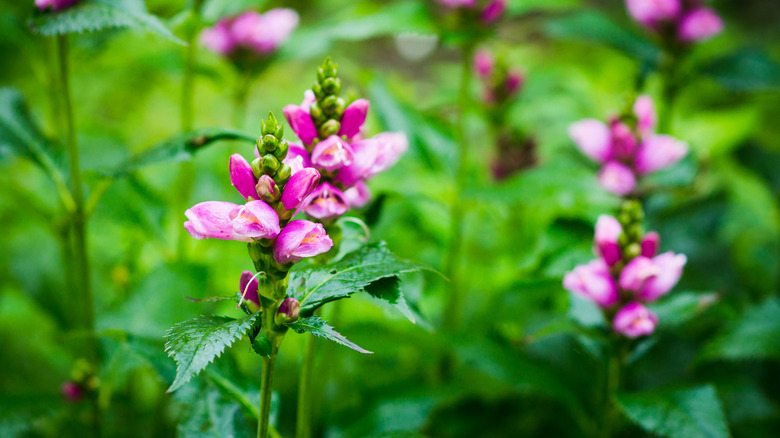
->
xmin=545 ymin=11 xmax=662 ymax=68
xmin=650 ymin=291 xmax=719 ymax=329
xmin=617 ymin=385 xmax=731 ymax=438
xmin=164 ymin=313 xmax=257 ymax=393
xmin=702 ymin=297 xmax=780 ymax=361
xmin=701 ymin=49 xmax=780 ymax=92
xmin=29 ymin=0 xmax=185 ymax=44
xmin=103 ymin=128 xmax=254 ymax=178
xmin=290 ymin=242 xmax=432 ymax=315
xmin=286 ymin=316 xmax=372 ymax=354
xmin=364 ymin=276 xmax=423 ymax=325
xmin=177 ymin=387 xmax=255 ymax=438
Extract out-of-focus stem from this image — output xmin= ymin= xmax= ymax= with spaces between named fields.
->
xmin=604 ymin=340 xmax=624 ymax=438
xmin=295 ymin=333 xmax=316 ymax=438
xmin=258 ymin=354 xmax=277 ymax=438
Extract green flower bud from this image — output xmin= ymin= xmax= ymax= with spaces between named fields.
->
xmin=624 ymin=242 xmax=641 ymax=260
xmin=333 ymin=98 xmax=346 ymax=117
xmin=273 ymin=140 xmax=289 ymax=160
xmin=248 ymin=241 xmax=265 ymax=266
xmin=251 ymin=158 xmax=263 ymax=179
xmin=322 ymin=95 xmax=338 ymax=114
xmin=312 ymin=82 xmax=324 ymax=99
xmin=627 ymin=224 xmax=643 ymax=241
xmin=261 ymin=112 xmax=279 ymax=135
xmin=322 ymin=77 xmax=341 ymax=95
xmin=274 ymin=202 xmax=294 ymax=220
xmin=310 ymin=102 xmax=325 ymax=124
xmin=274 ymin=123 xmax=284 ymax=139
xmin=262 ymin=154 xmax=280 ymax=174
xmin=318 ymin=119 xmax=341 ymax=138
xmin=317 ymin=68 xmax=326 ymax=83
xmin=262 ymin=134 xmax=279 ymax=151
xmin=276 ymin=163 xmax=292 ymax=183
xmin=322 ymin=57 xmax=338 ymax=78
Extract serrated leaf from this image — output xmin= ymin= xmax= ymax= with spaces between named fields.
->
xmin=290 ymin=242 xmax=432 ymax=315
xmin=29 ymin=0 xmax=185 ymax=44
xmin=364 ymin=276 xmax=422 ymax=325
xmin=103 ymin=128 xmax=254 ymax=178
xmin=177 ymin=387 xmax=254 ymax=438
xmin=617 ymin=385 xmax=731 ymax=438
xmin=286 ymin=316 xmax=372 ymax=354
xmin=164 ymin=313 xmax=257 ymax=393
xmin=702 ymin=297 xmax=780 ymax=361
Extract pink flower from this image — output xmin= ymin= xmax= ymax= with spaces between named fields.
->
xmin=619 ymin=256 xmax=660 ymax=293
xmin=636 ymin=252 xmax=686 ymax=302
xmin=229 ymin=200 xmax=282 ymax=239
xmin=610 ymin=121 xmax=639 ymax=159
xmin=563 ymin=259 xmax=619 ymax=308
xmin=569 ymin=119 xmax=612 ymax=163
xmin=505 ymin=70 xmax=524 ymax=95
xmin=277 ymin=297 xmax=301 ymax=321
xmin=239 ymin=270 xmax=260 ymax=306
xmin=633 ymin=95 xmax=657 ymax=136
xmin=625 ymin=0 xmax=681 ymax=28
xmin=678 ymin=7 xmax=723 ymax=42
xmin=613 ymin=302 xmax=658 ymax=338
xmin=61 ymin=381 xmax=83 ymax=402
xmin=201 ymin=9 xmax=298 ymax=57
xmin=184 ymin=200 xmax=280 ymax=242
xmin=230 ymin=154 xmax=259 ymax=201
xmin=474 ymin=50 xmax=495 ymax=79
xmin=273 ymin=220 xmax=334 ymax=264
xmin=280 ymin=168 xmax=320 ymax=211
xmin=634 ymin=134 xmax=688 ymax=174
xmin=304 ymin=183 xmax=349 ymax=221
xmin=641 ymin=231 xmax=660 ymax=257
xmin=344 ymin=181 xmax=372 ymax=208
xmin=334 ymin=138 xmax=379 ymax=187
xmin=598 ymin=162 xmax=637 ymax=196
xmin=201 ymin=20 xmax=235 ymax=56
xmin=311 ymin=136 xmax=354 ymax=172
xmin=255 ymin=175 xmax=278 ymax=203
xmin=595 ymin=215 xmax=623 ymax=266
xmin=282 ymin=143 xmax=313 ymax=173
xmin=481 ymin=0 xmax=506 ymax=24
xmin=365 ymin=132 xmax=408 ymax=177
xmin=36 ymin=0 xmax=80 ymax=11
xmin=338 ymin=99 xmax=370 ymax=140
xmin=437 ymin=0 xmax=477 ymax=8
xmin=283 ymin=104 xmax=318 ymax=145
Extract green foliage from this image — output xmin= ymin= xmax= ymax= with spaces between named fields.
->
xmin=702 ymin=298 xmax=780 ymax=361
xmin=289 ymin=242 xmax=432 ymax=318
xmin=287 ymin=316 xmax=372 ymax=354
xmin=701 ymin=49 xmax=780 ymax=92
xmin=29 ymin=0 xmax=184 ymax=44
xmin=164 ymin=313 xmax=257 ymax=393
xmin=617 ymin=385 xmax=731 ymax=438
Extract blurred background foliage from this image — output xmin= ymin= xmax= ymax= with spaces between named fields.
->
xmin=1 ymin=0 xmax=780 ymax=437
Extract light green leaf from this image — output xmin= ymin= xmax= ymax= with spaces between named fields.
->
xmin=286 ymin=316 xmax=372 ymax=354
xmin=290 ymin=242 xmax=433 ymax=316
xmin=617 ymin=385 xmax=731 ymax=438
xmin=29 ymin=0 xmax=185 ymax=44
xmin=702 ymin=297 xmax=780 ymax=361
xmin=164 ymin=313 xmax=257 ymax=393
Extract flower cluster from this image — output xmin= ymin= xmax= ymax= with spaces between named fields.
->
xmin=201 ymin=9 xmax=299 ymax=58
xmin=564 ymin=201 xmax=686 ymax=338
xmin=437 ymin=0 xmax=507 ymax=25
xmin=184 ymin=113 xmax=333 ymax=277
xmin=569 ymin=95 xmax=688 ymax=196
xmin=35 ymin=0 xmax=79 ymax=11
xmin=282 ymin=58 xmax=408 ymax=223
xmin=474 ymin=49 xmax=524 ymax=107
xmin=625 ymin=0 xmax=723 ymax=43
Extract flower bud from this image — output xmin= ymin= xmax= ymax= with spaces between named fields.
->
xmin=61 ymin=381 xmax=84 ymax=402
xmin=321 ymin=95 xmax=339 ymax=114
xmin=275 ymin=297 xmax=301 ymax=324
xmin=678 ymin=7 xmax=723 ymax=42
xmin=276 ymin=163 xmax=292 ymax=183
xmin=641 ymin=231 xmax=660 ymax=257
xmin=322 ymin=77 xmax=341 ymax=94
xmin=594 ymin=215 xmax=622 ymax=266
xmin=481 ymin=0 xmax=506 ymax=24
xmin=318 ymin=119 xmax=341 ymax=138
xmin=273 ymin=140 xmax=289 ymax=160
xmin=273 ymin=220 xmax=334 ymax=264
xmin=262 ymin=134 xmax=278 ymax=152
xmin=474 ymin=50 xmax=494 ymax=78
xmin=262 ymin=154 xmax=281 ymax=174
xmin=261 ymin=112 xmax=279 ymax=135
xmin=312 ymin=82 xmax=324 ymax=99
xmin=283 ymin=104 xmax=318 ymax=145
xmin=338 ymin=99 xmax=370 ymax=139
xmin=251 ymin=157 xmax=263 ymax=179
xmin=613 ymin=302 xmax=658 ymax=338
xmin=281 ymin=168 xmax=321 ymax=211
xmin=256 ymin=175 xmax=280 ymax=203
xmin=239 ymin=270 xmax=261 ymax=306
xmin=309 ymin=102 xmax=325 ymax=124
xmin=230 ymin=154 xmax=260 ymax=201
xmin=321 ymin=57 xmax=338 ymax=78
xmin=598 ymin=161 xmax=636 ymax=196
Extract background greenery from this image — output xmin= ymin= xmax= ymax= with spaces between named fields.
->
xmin=1 ymin=0 xmax=779 ymax=437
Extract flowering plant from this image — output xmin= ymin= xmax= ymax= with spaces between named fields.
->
xmin=626 ymin=0 xmax=723 ymax=44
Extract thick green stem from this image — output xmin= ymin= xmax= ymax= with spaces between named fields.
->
xmin=258 ymin=354 xmax=277 ymax=438
xmin=442 ymin=42 xmax=475 ymax=334
xmin=604 ymin=340 xmax=624 ymax=438
xmin=295 ymin=333 xmax=316 ymax=438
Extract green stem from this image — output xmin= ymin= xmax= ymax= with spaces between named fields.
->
xmin=604 ymin=340 xmax=624 ymax=438
xmin=295 ymin=333 xmax=316 ymax=438
xmin=442 ymin=42 xmax=475 ymax=335
xmin=259 ymin=354 xmax=277 ymax=438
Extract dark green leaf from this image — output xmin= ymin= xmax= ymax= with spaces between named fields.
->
xmin=102 ymin=128 xmax=254 ymax=178
xmin=164 ymin=313 xmax=257 ymax=392
xmin=701 ymin=49 xmax=780 ymax=92
xmin=177 ymin=387 xmax=254 ymax=438
xmin=364 ymin=276 xmax=424 ymax=325
xmin=286 ymin=316 xmax=372 ymax=354
xmin=650 ymin=291 xmax=719 ymax=329
xmin=617 ymin=385 xmax=731 ymax=438
xmin=702 ymin=297 xmax=780 ymax=361
xmin=29 ymin=0 xmax=184 ymax=44
xmin=545 ymin=11 xmax=662 ymax=68
xmin=290 ymin=242 xmax=433 ymax=315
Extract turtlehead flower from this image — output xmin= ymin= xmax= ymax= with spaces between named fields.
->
xmin=201 ymin=9 xmax=299 ymax=58
xmin=339 ymin=99 xmax=370 ymax=139
xmin=625 ymin=0 xmax=680 ymax=28
xmin=276 ymin=297 xmax=301 ymax=323
xmin=613 ymin=302 xmax=658 ymax=338
xmin=280 ymin=168 xmax=320 ymax=211
xmin=641 ymin=231 xmax=660 ymax=257
xmin=184 ymin=200 xmax=280 ymax=242
xmin=563 ymin=259 xmax=619 ymax=308
xmin=595 ymin=215 xmax=623 ymax=266
xmin=283 ymin=104 xmax=318 ymax=145
xmin=678 ymin=8 xmax=723 ymax=42
xmin=481 ymin=0 xmax=506 ymax=24
xmin=570 ymin=95 xmax=687 ymax=197
xmin=273 ymin=220 xmax=334 ymax=264
xmin=239 ymin=270 xmax=261 ymax=306
xmin=474 ymin=50 xmax=495 ymax=78
xmin=635 ymin=252 xmax=687 ymax=302
xmin=625 ymin=0 xmax=722 ymax=44
xmin=311 ymin=136 xmax=354 ymax=171
xmin=304 ymin=183 xmax=350 ymax=221
xmin=344 ymin=181 xmax=372 ymax=208
xmin=36 ymin=0 xmax=80 ymax=11
xmin=230 ymin=153 xmax=260 ymax=201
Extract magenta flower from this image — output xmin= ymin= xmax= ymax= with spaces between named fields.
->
xmin=568 ymin=119 xmax=613 ymax=163
xmin=280 ymin=168 xmax=321 ymax=211
xmin=311 ymin=136 xmax=354 ymax=172
xmin=255 ymin=175 xmax=279 ymax=203
xmin=598 ymin=162 xmax=637 ymax=196
xmin=277 ymin=297 xmax=301 ymax=320
xmin=634 ymin=134 xmax=688 ymax=175
xmin=366 ymin=132 xmax=409 ymax=177
xmin=641 ymin=231 xmax=660 ymax=257
xmin=678 ymin=7 xmax=723 ymax=42
xmin=36 ymin=0 xmax=80 ymax=11
xmin=595 ymin=215 xmax=623 ymax=266
xmin=201 ymin=9 xmax=298 ymax=57
xmin=437 ymin=0 xmax=477 ymax=7
xmin=338 ymin=99 xmax=370 ymax=139
xmin=613 ymin=302 xmax=658 ymax=338
xmin=230 ymin=200 xmax=282 ymax=239
xmin=230 ymin=153 xmax=260 ymax=201
xmin=625 ymin=0 xmax=680 ymax=28
xmin=619 ymin=256 xmax=660 ymax=292
xmin=273 ymin=220 xmax=334 ymax=264
xmin=304 ymin=183 xmax=350 ymax=221
xmin=344 ymin=181 xmax=372 ymax=208
xmin=283 ymin=104 xmax=318 ymax=146
xmin=505 ymin=70 xmax=524 ymax=95
xmin=239 ymin=270 xmax=261 ymax=306
xmin=184 ymin=200 xmax=280 ymax=242
xmin=282 ymin=143 xmax=313 ymax=172
xmin=636 ymin=252 xmax=687 ymax=302
xmin=481 ymin=0 xmax=506 ymax=24
xmin=633 ymin=95 xmax=657 ymax=136
xmin=563 ymin=259 xmax=619 ymax=308
xmin=474 ymin=50 xmax=495 ymax=79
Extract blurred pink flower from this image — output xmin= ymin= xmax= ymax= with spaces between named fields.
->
xmin=678 ymin=7 xmax=723 ymax=42
xmin=201 ymin=9 xmax=299 ymax=57
xmin=613 ymin=302 xmax=658 ymax=338
xmin=563 ymin=259 xmax=620 ymax=308
xmin=36 ymin=0 xmax=80 ymax=11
